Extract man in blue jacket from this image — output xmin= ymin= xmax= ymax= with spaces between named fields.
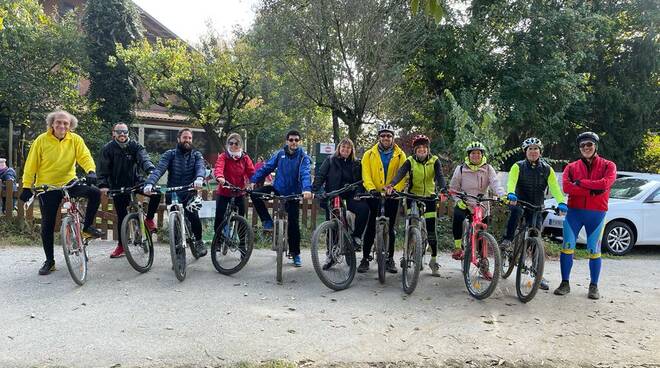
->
xmin=143 ymin=128 xmax=207 ymax=258
xmin=0 ymin=158 xmax=18 ymax=213
xmin=250 ymin=130 xmax=313 ymax=267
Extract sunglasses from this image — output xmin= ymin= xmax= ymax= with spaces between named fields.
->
xmin=379 ymin=134 xmax=393 ymax=139
xmin=113 ymin=129 xmax=129 ymax=135
xmin=579 ymin=142 xmax=594 ymax=148
xmin=288 ymin=138 xmax=300 ymax=142
xmin=228 ymin=141 xmax=240 ymax=146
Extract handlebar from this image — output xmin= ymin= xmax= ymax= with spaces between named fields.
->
xmin=390 ymin=190 xmax=437 ymax=202
xmin=25 ymin=178 xmax=85 ymax=209
xmin=160 ymin=183 xmax=197 ymax=193
xmin=107 ymin=183 xmax=158 ymax=197
xmin=250 ymin=191 xmax=303 ymax=201
xmin=315 ymin=180 xmax=363 ymax=201
xmin=449 ymin=190 xmax=501 ymax=204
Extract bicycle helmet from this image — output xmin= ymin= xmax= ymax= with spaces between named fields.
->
xmin=576 ymin=131 xmax=599 ymax=145
xmin=465 ymin=141 xmax=486 ymax=154
xmin=185 ymin=195 xmax=203 ymax=212
xmin=412 ymin=134 xmax=430 ymax=148
xmin=522 ymin=137 xmax=543 ymax=151
xmin=377 ymin=122 xmax=395 ymax=135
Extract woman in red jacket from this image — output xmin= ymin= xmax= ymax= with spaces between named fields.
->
xmin=555 ymin=132 xmax=617 ymax=300
xmin=214 ymin=133 xmax=255 ymax=231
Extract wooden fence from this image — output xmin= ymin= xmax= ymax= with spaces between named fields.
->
xmin=1 ymin=179 xmax=453 ymax=241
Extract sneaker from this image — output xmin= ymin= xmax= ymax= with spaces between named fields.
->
xmin=82 ymin=226 xmax=104 ymax=239
xmin=500 ymin=239 xmax=513 ymax=252
xmin=110 ymin=243 xmax=125 ymax=258
xmin=263 ymin=220 xmax=274 ymax=231
xmin=588 ymin=283 xmax=600 ymax=300
xmin=144 ymin=218 xmax=157 ymax=233
xmin=386 ymin=258 xmax=398 ymax=274
xmin=539 ymin=278 xmax=550 ymax=290
xmin=194 ymin=240 xmax=207 ymax=258
xmin=322 ymin=257 xmax=335 ymax=270
xmin=352 ymin=236 xmax=363 ymax=252
xmin=554 ymin=280 xmax=571 ymax=296
xmin=38 ymin=260 xmax=56 ymax=275
xmin=452 ymin=249 xmax=464 ymax=261
xmin=357 ymin=258 xmax=369 ymax=273
xmin=293 ymin=254 xmax=302 ymax=267
xmin=429 ymin=259 xmax=440 ymax=277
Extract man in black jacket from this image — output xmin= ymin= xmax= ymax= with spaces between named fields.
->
xmin=98 ymin=123 xmax=162 ymax=258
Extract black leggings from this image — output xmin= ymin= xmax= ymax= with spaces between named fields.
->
xmin=39 ymin=183 xmax=101 ymax=261
xmin=112 ymin=192 xmax=161 ymax=246
xmin=250 ymin=185 xmax=302 ymax=256
xmin=363 ymin=198 xmax=399 ymax=261
xmin=322 ymin=197 xmax=370 ymax=239
xmin=405 ymin=199 xmax=439 ymax=257
xmin=214 ymin=194 xmax=246 ymax=231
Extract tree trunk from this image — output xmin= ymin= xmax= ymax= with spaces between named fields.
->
xmin=331 ymin=111 xmax=340 ymax=144
xmin=347 ymin=120 xmax=361 ymax=148
xmin=202 ymin=125 xmax=223 ymax=156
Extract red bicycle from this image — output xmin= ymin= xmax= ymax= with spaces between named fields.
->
xmin=450 ymin=190 xmax=502 ymax=300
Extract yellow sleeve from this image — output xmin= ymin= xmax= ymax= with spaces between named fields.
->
xmin=74 ymin=134 xmax=96 ymax=173
xmin=547 ymin=169 xmax=565 ymax=203
xmin=507 ymin=163 xmax=519 ymax=194
xmin=361 ymin=152 xmax=376 ymax=192
xmin=392 ymin=152 xmax=408 ymax=191
xmin=22 ymin=136 xmax=42 ymax=188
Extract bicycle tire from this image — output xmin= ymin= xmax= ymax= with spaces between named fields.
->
xmin=275 ymin=219 xmax=285 ymax=283
xmin=463 ymin=231 xmax=500 ymax=300
xmin=169 ymin=212 xmax=187 ymax=282
xmin=211 ymin=214 xmax=254 ymax=275
xmin=501 ymin=234 xmax=521 ymax=279
xmin=121 ymin=213 xmax=154 ymax=273
xmin=516 ymin=237 xmax=545 ymax=303
xmin=61 ymin=216 xmax=87 ymax=286
xmin=375 ymin=222 xmax=387 ymax=284
xmin=311 ymin=220 xmax=356 ymax=291
xmin=402 ymin=226 xmax=423 ymax=294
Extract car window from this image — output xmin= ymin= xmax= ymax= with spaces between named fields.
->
xmin=647 ymin=188 xmax=660 ymax=203
xmin=609 ymin=178 xmax=655 ymax=199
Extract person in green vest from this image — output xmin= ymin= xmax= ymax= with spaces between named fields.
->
xmin=385 ymin=134 xmax=448 ymax=276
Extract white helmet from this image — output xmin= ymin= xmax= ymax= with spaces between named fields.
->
xmin=377 ymin=122 xmax=395 ymax=135
xmin=522 ymin=137 xmax=543 ymax=151
xmin=186 ymin=195 xmax=203 ymax=212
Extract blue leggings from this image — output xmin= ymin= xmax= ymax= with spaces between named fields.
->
xmin=561 ymin=208 xmax=606 ymax=284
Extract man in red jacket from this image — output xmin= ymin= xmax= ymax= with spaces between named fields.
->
xmin=555 ymin=132 xmax=617 ymax=299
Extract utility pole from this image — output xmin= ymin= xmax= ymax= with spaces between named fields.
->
xmin=8 ymin=118 xmax=13 ymax=167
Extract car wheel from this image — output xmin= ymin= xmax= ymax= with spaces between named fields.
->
xmin=603 ymin=221 xmax=635 ymax=256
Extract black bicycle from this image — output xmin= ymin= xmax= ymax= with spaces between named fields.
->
xmin=354 ymin=191 xmax=393 ymax=284
xmin=311 ymin=181 xmax=362 ymax=291
xmin=500 ymin=199 xmax=557 ymax=303
xmin=211 ymin=183 xmax=254 ymax=275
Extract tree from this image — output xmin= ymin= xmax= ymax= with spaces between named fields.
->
xmin=82 ymin=0 xmax=143 ymax=124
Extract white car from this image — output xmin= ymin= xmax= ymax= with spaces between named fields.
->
xmin=543 ymin=176 xmax=660 ymax=255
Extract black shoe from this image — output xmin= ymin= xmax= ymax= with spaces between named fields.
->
xmin=357 ymin=258 xmax=369 ymax=273
xmin=82 ymin=226 xmax=104 ymax=239
xmin=322 ymin=257 xmax=335 ymax=271
xmin=554 ymin=280 xmax=570 ymax=295
xmin=386 ymin=258 xmax=398 ymax=274
xmin=194 ymin=240 xmax=207 ymax=258
xmin=539 ymin=278 xmax=550 ymax=291
xmin=352 ymin=236 xmax=363 ymax=252
xmin=38 ymin=260 xmax=55 ymax=275
xmin=588 ymin=283 xmax=600 ymax=300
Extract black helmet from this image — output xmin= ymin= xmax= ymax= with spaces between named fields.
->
xmin=576 ymin=131 xmax=599 ymax=145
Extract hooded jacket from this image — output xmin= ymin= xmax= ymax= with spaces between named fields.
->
xmin=98 ymin=140 xmax=155 ymax=189
xmin=214 ymin=151 xmax=255 ymax=197
xmin=251 ymin=146 xmax=312 ymax=195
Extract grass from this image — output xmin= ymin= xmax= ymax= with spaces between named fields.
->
xmin=0 ymin=218 xmax=42 ymax=246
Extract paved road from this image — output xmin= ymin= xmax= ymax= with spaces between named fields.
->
xmin=1 ymin=242 xmax=659 ymax=368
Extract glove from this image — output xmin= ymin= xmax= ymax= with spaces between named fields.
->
xmin=217 ymin=177 xmax=226 ymax=186
xmin=143 ymin=184 xmax=153 ymax=195
xmin=86 ymin=171 xmax=97 ymax=186
xmin=194 ymin=177 xmax=204 ymax=188
xmin=557 ymin=203 xmax=568 ymax=214
xmin=507 ymin=193 xmax=518 ymax=202
xmin=457 ymin=200 xmax=467 ymax=210
xmin=573 ymin=180 xmax=581 ymax=187
xmin=590 ymin=189 xmax=605 ymax=196
xmin=19 ymin=188 xmax=33 ymax=203
xmin=440 ymin=188 xmax=449 ymax=195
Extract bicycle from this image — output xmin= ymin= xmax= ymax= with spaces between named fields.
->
xmin=27 ymin=178 xmax=91 ymax=286
xmin=392 ymin=190 xmax=437 ymax=294
xmin=210 ymin=183 xmax=254 ymax=275
xmin=354 ymin=191 xmax=394 ymax=284
xmin=107 ymin=184 xmax=157 ymax=273
xmin=310 ymin=181 xmax=362 ymax=291
xmin=500 ymin=199 xmax=556 ymax=303
xmin=450 ymin=190 xmax=502 ymax=300
xmin=251 ymin=191 xmax=302 ymax=283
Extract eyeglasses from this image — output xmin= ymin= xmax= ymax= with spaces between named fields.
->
xmin=113 ymin=129 xmax=129 ymax=135
xmin=288 ymin=138 xmax=300 ymax=142
xmin=228 ymin=141 xmax=240 ymax=146
xmin=579 ymin=142 xmax=594 ymax=148
xmin=379 ymin=134 xmax=393 ymax=139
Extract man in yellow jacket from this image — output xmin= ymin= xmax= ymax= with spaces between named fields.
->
xmin=359 ymin=122 xmax=407 ymax=274
xmin=20 ymin=110 xmax=104 ymax=276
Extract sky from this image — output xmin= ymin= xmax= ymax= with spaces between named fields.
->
xmin=132 ymin=0 xmax=259 ymax=44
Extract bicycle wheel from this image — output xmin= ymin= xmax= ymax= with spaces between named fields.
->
xmin=121 ymin=213 xmax=154 ymax=273
xmin=402 ymin=226 xmax=423 ymax=295
xmin=501 ymin=234 xmax=520 ymax=279
xmin=311 ymin=220 xmax=356 ymax=291
xmin=463 ymin=231 xmax=500 ymax=300
xmin=211 ymin=215 xmax=254 ymax=275
xmin=275 ymin=219 xmax=285 ymax=283
xmin=516 ymin=237 xmax=545 ymax=303
xmin=169 ymin=213 xmax=186 ymax=282
xmin=61 ymin=217 xmax=87 ymax=286
xmin=375 ymin=222 xmax=388 ymax=284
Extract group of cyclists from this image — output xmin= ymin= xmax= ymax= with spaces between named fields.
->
xmin=19 ymin=109 xmax=616 ymax=300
